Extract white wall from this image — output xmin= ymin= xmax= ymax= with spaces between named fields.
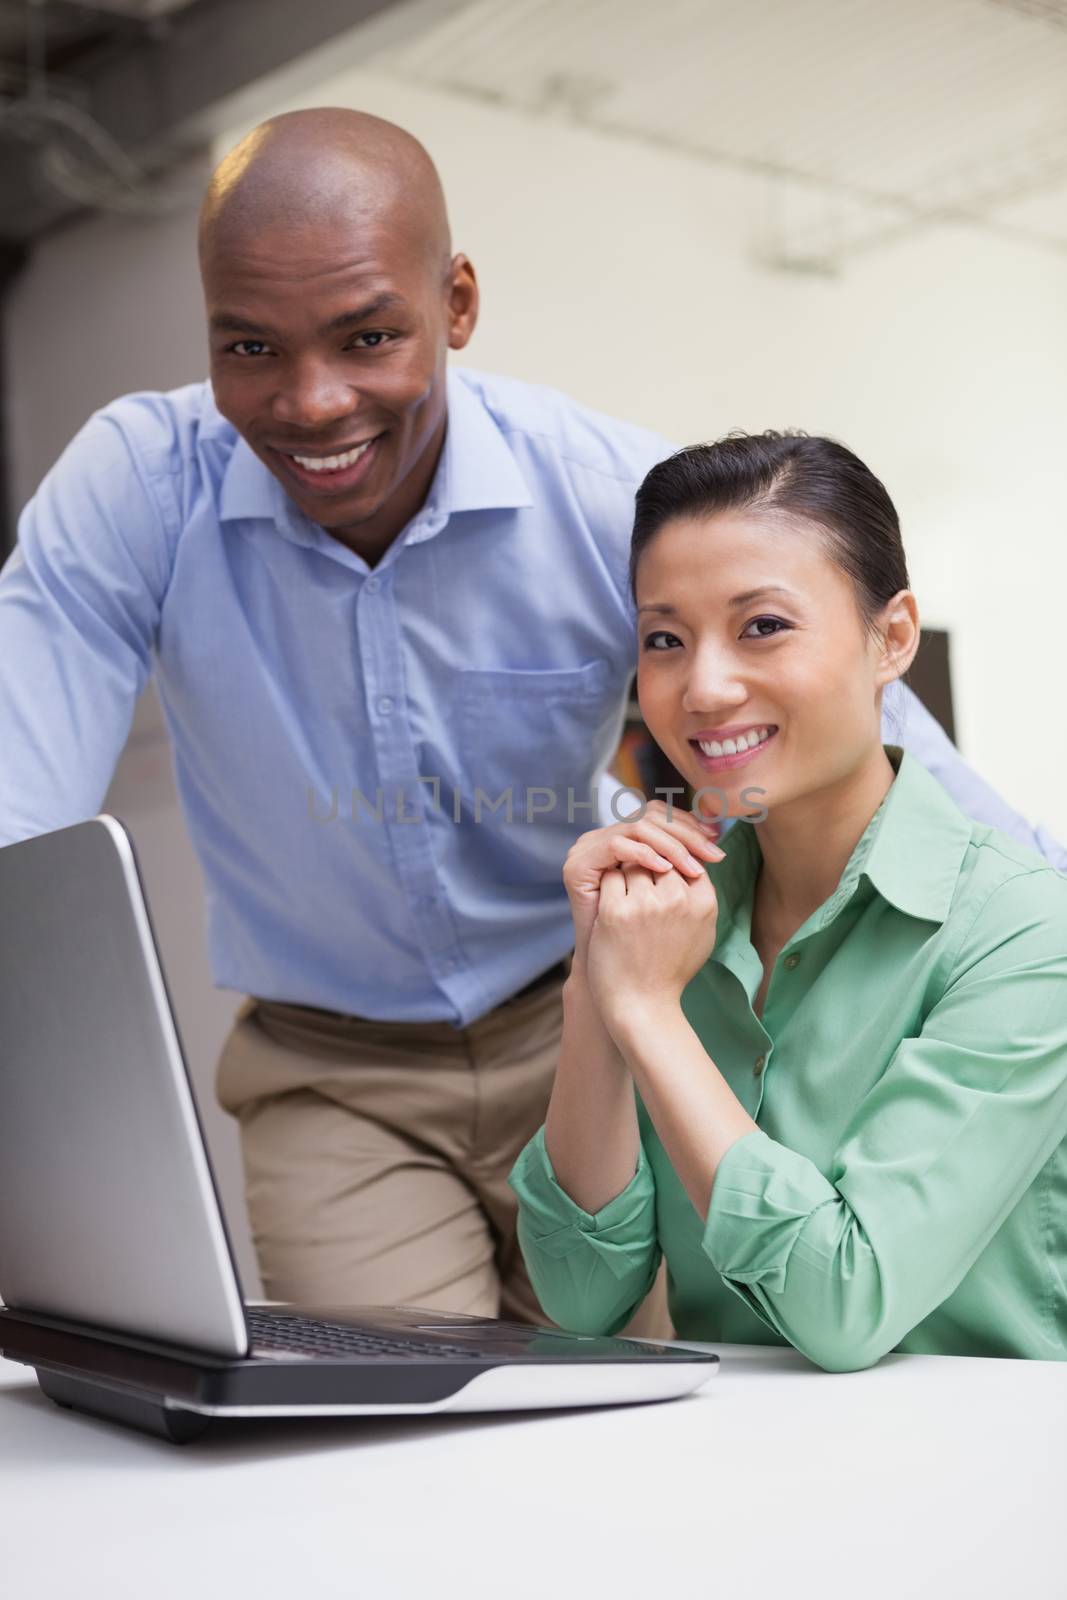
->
xmin=5 ymin=57 xmax=1067 ymax=1293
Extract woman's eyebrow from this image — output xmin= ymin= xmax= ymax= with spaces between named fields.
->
xmin=637 ymin=585 xmax=799 ymax=617
xmin=728 ymin=585 xmax=799 ymax=606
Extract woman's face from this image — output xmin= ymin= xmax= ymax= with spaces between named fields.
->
xmin=635 ymin=509 xmax=902 ymax=821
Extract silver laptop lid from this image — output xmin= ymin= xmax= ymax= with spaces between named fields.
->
xmin=0 ymin=816 xmax=248 ymax=1358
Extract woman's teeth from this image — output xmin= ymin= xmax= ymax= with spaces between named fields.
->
xmin=291 ymin=439 xmax=374 ymax=473
xmin=698 ymin=727 xmax=772 ymax=758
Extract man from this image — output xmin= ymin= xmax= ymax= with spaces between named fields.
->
xmin=0 ymin=108 xmax=1061 ymax=1327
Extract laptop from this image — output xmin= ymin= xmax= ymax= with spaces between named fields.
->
xmin=0 ymin=816 xmax=718 ymax=1442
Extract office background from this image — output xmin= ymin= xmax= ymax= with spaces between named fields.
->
xmin=2 ymin=0 xmax=1065 ymax=1286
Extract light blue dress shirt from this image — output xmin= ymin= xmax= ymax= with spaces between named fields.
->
xmin=0 ymin=367 xmax=1062 ymax=1024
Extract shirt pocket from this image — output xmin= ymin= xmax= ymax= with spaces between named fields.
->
xmin=454 ymin=658 xmax=620 ymax=823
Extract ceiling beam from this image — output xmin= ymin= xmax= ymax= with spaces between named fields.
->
xmin=0 ymin=0 xmax=410 ymax=239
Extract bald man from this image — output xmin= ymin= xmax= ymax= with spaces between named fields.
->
xmin=0 ymin=110 xmax=1062 ymax=1330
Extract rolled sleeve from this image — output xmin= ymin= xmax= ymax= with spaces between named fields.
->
xmin=704 ymin=868 xmax=1067 ymax=1372
xmin=703 ymin=1132 xmax=841 ymax=1342
xmin=509 ymin=1126 xmax=661 ymax=1334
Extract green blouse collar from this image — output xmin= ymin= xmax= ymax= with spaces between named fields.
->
xmin=711 ymin=745 xmax=974 ymax=959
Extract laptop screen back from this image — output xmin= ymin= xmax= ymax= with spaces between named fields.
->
xmin=0 ymin=816 xmax=248 ymax=1358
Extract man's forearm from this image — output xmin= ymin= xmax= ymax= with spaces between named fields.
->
xmin=543 ymin=962 xmax=641 ymax=1214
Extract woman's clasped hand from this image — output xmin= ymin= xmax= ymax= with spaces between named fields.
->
xmin=563 ymin=801 xmax=724 ymax=1022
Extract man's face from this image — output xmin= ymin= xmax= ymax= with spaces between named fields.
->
xmin=203 ymin=213 xmax=476 ymax=533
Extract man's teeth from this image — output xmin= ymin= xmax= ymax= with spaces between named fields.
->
xmin=291 ymin=439 xmax=374 ymax=473
xmin=698 ymin=727 xmax=772 ymax=758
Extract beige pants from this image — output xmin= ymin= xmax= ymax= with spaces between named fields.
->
xmin=216 ymin=969 xmax=670 ymax=1336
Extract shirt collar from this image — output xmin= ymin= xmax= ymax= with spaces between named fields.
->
xmin=854 ymin=745 xmax=973 ymax=923
xmin=434 ymin=368 xmax=534 ymax=516
xmin=713 ymin=745 xmax=973 ymax=950
xmin=218 ymin=435 xmax=277 ymax=523
xmin=217 ymin=367 xmax=533 ymax=531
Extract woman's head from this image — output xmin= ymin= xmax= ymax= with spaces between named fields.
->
xmin=631 ymin=431 xmax=919 ymax=821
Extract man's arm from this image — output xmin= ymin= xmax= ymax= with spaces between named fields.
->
xmin=0 ymin=403 xmax=176 ymax=846
xmin=885 ymin=680 xmax=1067 ymax=869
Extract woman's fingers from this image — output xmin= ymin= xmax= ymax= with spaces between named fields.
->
xmin=630 ymin=819 xmax=722 ymax=877
xmin=643 ymin=802 xmax=724 ymax=857
xmin=621 ymin=841 xmax=674 ymax=872
xmin=600 ymin=827 xmax=700 ymax=878
xmin=564 ymin=808 xmax=727 ymax=892
xmin=565 ymin=837 xmax=669 ymax=896
xmin=597 ymin=865 xmax=626 ymax=909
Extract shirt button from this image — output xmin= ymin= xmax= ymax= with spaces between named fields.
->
xmin=784 ymin=953 xmax=801 ymax=970
xmin=365 ymin=577 xmax=380 ymax=594
xmin=753 ymin=1054 xmax=766 ymax=1076
xmin=377 ymin=696 xmax=394 ymax=715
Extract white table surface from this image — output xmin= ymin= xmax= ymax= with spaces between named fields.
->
xmin=2 ymin=1341 xmax=1064 ymax=1600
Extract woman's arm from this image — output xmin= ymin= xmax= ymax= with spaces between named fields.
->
xmin=543 ymin=957 xmax=640 ymax=1214
xmin=586 ymin=862 xmax=759 ymax=1215
xmin=608 ymin=1003 xmax=760 ymax=1218
xmin=511 ymin=960 xmax=659 ymax=1335
xmin=544 ymin=798 xmax=723 ymax=1213
xmin=508 ymin=802 xmax=723 ymax=1334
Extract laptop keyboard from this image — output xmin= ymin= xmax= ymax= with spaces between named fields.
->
xmin=246 ymin=1309 xmax=478 ymax=1362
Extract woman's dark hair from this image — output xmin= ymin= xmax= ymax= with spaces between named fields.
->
xmin=630 ymin=430 xmax=910 ymax=635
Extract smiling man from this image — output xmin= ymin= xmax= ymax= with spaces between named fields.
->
xmin=0 ymin=108 xmax=1062 ymax=1327
xmin=200 ymin=113 xmax=467 ymax=569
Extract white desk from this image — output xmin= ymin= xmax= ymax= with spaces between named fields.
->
xmin=2 ymin=1342 xmax=1063 ymax=1600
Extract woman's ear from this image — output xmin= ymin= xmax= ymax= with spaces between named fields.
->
xmin=873 ymin=590 xmax=921 ymax=687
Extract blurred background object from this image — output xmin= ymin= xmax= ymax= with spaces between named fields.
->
xmin=1 ymin=0 xmax=1062 ymax=1283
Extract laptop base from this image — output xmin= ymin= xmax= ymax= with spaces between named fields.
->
xmin=36 ymin=1367 xmax=211 ymax=1442
xmin=1 ymin=1305 xmax=719 ymax=1443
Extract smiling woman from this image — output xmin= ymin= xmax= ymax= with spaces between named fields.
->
xmin=631 ymin=433 xmax=916 ymax=838
xmin=509 ymin=429 xmax=1067 ymax=1371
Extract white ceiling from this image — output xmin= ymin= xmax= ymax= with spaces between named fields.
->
xmin=375 ymin=0 xmax=1067 ymax=267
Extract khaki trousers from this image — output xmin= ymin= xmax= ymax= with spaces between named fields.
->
xmin=215 ymin=968 xmax=671 ymax=1336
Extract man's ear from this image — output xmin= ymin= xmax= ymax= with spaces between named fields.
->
xmin=873 ymin=589 xmax=921 ymax=687
xmin=447 ymin=254 xmax=479 ymax=351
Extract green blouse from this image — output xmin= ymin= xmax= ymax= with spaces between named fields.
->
xmin=509 ymin=747 xmax=1067 ymax=1369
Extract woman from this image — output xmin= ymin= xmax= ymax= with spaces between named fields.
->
xmin=508 ymin=431 xmax=1067 ymax=1370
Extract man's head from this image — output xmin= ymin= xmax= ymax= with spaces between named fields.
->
xmin=199 ymin=108 xmax=478 ymax=548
